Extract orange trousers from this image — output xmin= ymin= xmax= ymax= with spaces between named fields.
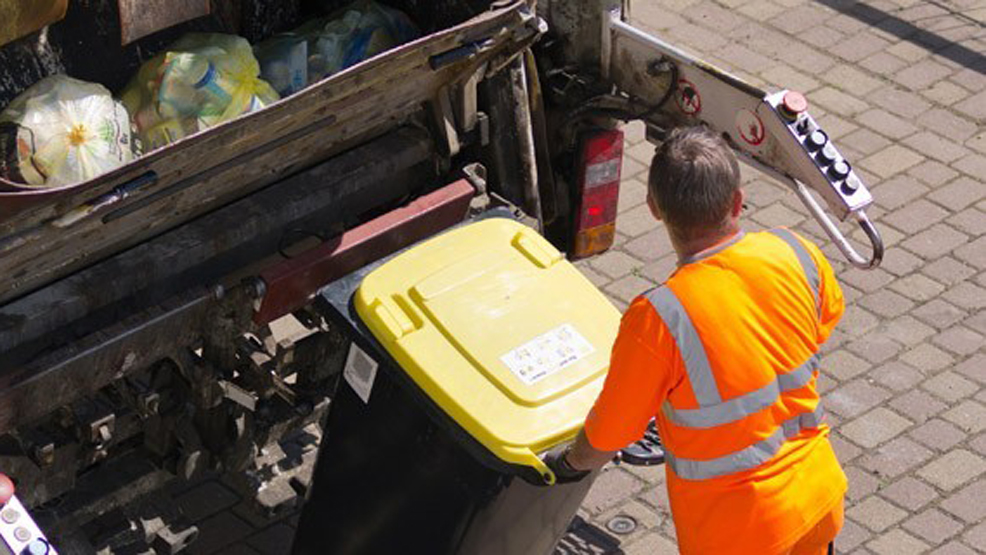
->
xmin=786 ymin=500 xmax=844 ymax=555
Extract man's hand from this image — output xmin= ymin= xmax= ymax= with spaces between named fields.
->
xmin=544 ymin=446 xmax=591 ymax=484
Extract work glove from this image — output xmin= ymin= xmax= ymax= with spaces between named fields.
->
xmin=544 ymin=446 xmax=591 ymax=484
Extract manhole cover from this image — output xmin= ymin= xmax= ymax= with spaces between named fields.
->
xmin=605 ymin=515 xmax=637 ymax=535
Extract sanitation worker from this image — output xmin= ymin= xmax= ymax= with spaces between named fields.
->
xmin=547 ymin=126 xmax=847 ymax=555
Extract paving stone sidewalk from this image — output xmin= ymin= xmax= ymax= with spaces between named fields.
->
xmin=574 ymin=1 xmax=986 ymax=553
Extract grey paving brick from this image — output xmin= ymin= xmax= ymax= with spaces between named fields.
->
xmin=639 ymin=255 xmax=678 ymax=285
xmin=954 ymin=354 xmax=985 ymax=385
xmin=889 ymin=275 xmax=946 ymax=304
xmin=871 ymin=361 xmax=926 ymax=392
xmin=847 ymin=335 xmax=903 ymax=364
xmin=750 ymin=202 xmax=806 ymax=228
xmin=870 ymin=176 xmax=929 ymax=211
xmin=590 ymin=249 xmax=646 ymax=280
xmin=892 ymin=59 xmax=954 ymax=91
xmin=867 ymin=529 xmax=930 ymax=555
xmin=921 ymin=80 xmax=970 ymax=106
xmin=901 ymin=224 xmax=970 ymax=260
xmin=879 ymin=248 xmax=924 ymax=277
xmin=922 ymin=370 xmax=980 ymax=402
xmin=868 ymin=87 xmax=933 ymax=119
xmin=759 ymin=65 xmax=821 ymax=95
xmin=909 ymin=418 xmax=968 ymax=452
xmin=932 ymin=326 xmax=985 ymax=356
xmin=858 ymin=109 xmax=919 ymax=141
xmin=848 ymin=496 xmax=907 ymax=532
xmin=837 ymin=518 xmax=873 ymax=552
xmin=815 ymin=113 xmax=858 ymax=141
xmin=948 ymin=207 xmax=986 ymax=236
xmin=902 ymin=132 xmax=970 ymax=164
xmin=916 ymin=108 xmax=980 ymax=142
xmin=880 ymin=477 xmax=938 ymax=512
xmin=921 ymin=257 xmax=977 ymax=287
xmin=941 ymin=281 xmax=986 ymax=311
xmin=942 ymin=400 xmax=986 ymax=434
xmin=933 ymin=541 xmax=978 ymax=555
xmin=843 ymin=408 xmax=914 ymax=449
xmin=907 ymin=160 xmax=959 ymax=187
xmin=830 ymin=379 xmax=894 ymax=418
xmin=616 ymin=204 xmax=658 ymax=239
xmin=901 ymin=343 xmax=957 ymax=372
xmin=582 ymin=467 xmax=647 ymax=514
xmin=858 ymin=436 xmax=933 ymax=479
xmin=811 ymin=87 xmax=870 ymax=117
xmin=962 ymin=521 xmax=986 ymax=551
xmin=860 ymin=144 xmax=924 ymax=178
xmin=176 ymin=481 xmax=241 ymax=523
xmin=954 ymin=235 xmax=986 ymax=271
xmin=742 ymin=178 xmax=789 ymax=208
xmin=941 ymin=479 xmax=986 ymax=524
xmin=859 ymin=289 xmax=915 ymax=319
xmin=845 ymin=465 xmax=880 ymax=503
xmin=954 ymin=89 xmax=986 ymax=120
xmin=889 ymin=389 xmax=947 ymax=424
xmin=842 ymin=128 xmax=893 ymax=157
xmin=928 ymin=176 xmax=986 ymax=212
xmin=623 ymin=531 xmax=677 ymax=555
xmin=901 ymin=507 xmax=964 ymax=546
xmin=954 ymin=153 xmax=986 ymax=180
xmin=916 ymin=448 xmax=986 ymax=491
xmin=830 ymin=33 xmax=893 ymax=63
xmin=831 ymin=433 xmax=863 ymax=462
xmin=860 ymin=52 xmax=909 ymax=76
xmin=605 ymin=274 xmax=654 ymax=306
xmin=622 ymin=230 xmax=675 ymax=262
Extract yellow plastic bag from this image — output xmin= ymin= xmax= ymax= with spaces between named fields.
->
xmin=0 ymin=75 xmax=137 ymax=187
xmin=122 ymin=33 xmax=280 ymax=151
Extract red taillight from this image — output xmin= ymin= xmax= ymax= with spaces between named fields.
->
xmin=573 ymin=128 xmax=624 ymax=258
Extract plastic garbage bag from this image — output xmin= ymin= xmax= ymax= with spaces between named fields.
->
xmin=254 ymin=34 xmax=309 ymax=97
xmin=303 ymin=0 xmax=419 ymax=82
xmin=121 ymin=33 xmax=280 ymax=151
xmin=0 ymin=74 xmax=136 ymax=187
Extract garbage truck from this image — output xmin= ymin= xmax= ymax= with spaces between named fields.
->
xmin=0 ymin=0 xmax=884 ymax=552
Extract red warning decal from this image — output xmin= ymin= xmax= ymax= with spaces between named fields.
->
xmin=675 ymin=79 xmax=702 ymax=116
xmin=736 ymin=109 xmax=765 ymax=146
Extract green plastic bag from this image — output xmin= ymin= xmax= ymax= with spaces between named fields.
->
xmin=122 ymin=33 xmax=280 ymax=151
xmin=0 ymin=74 xmax=137 ymax=187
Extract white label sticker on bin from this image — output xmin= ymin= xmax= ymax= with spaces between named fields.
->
xmin=500 ymin=324 xmax=595 ymax=385
xmin=344 ymin=343 xmax=378 ymax=404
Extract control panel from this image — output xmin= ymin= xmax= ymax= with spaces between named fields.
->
xmin=763 ymin=90 xmax=873 ymax=221
xmin=0 ymin=475 xmax=56 ymax=555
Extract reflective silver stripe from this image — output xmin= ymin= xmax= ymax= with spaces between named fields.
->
xmin=770 ymin=228 xmax=820 ymax=310
xmin=666 ymin=404 xmax=826 ymax=481
xmin=664 ymin=355 xmax=819 ymax=429
xmin=679 ymin=231 xmax=746 ymax=266
xmin=645 ymin=287 xmax=721 ymax=405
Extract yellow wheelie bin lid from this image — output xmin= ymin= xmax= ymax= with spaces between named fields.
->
xmin=354 ymin=218 xmax=620 ymax=484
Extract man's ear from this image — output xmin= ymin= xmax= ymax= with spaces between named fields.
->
xmin=730 ymin=188 xmax=744 ymax=218
xmin=647 ymin=191 xmax=663 ymax=221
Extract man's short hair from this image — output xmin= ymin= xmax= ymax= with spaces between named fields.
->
xmin=648 ymin=126 xmax=741 ymax=236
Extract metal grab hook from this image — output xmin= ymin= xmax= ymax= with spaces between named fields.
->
xmin=793 ymin=180 xmax=884 ymax=269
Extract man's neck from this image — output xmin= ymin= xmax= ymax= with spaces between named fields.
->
xmin=672 ymin=224 xmax=742 ymax=263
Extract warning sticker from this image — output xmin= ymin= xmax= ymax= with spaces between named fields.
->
xmin=675 ymin=79 xmax=702 ymax=116
xmin=736 ymin=109 xmax=766 ymax=146
xmin=500 ymin=324 xmax=595 ymax=385
xmin=344 ymin=343 xmax=379 ymax=404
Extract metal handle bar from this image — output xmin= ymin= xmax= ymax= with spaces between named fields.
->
xmin=793 ymin=180 xmax=883 ymax=269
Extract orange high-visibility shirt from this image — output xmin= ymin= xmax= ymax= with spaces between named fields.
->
xmin=584 ymin=229 xmax=847 ymax=554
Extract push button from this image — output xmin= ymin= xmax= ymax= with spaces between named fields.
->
xmin=818 ymin=143 xmax=838 ymax=166
xmin=1 ymin=508 xmax=19 ymax=524
xmin=779 ymin=91 xmax=808 ymax=122
xmin=829 ymin=160 xmax=851 ymax=181
xmin=0 ymin=474 xmax=14 ymax=506
xmin=23 ymin=539 xmax=49 ymax=555
xmin=13 ymin=527 xmax=30 ymax=542
xmin=842 ymin=173 xmax=862 ymax=195
xmin=806 ymin=130 xmax=828 ymax=152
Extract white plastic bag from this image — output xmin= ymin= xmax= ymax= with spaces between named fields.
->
xmin=121 ymin=33 xmax=280 ymax=151
xmin=254 ymin=34 xmax=309 ymax=96
xmin=303 ymin=1 xmax=419 ymax=82
xmin=0 ymin=75 xmax=137 ymax=187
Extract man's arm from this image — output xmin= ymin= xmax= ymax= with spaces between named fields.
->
xmin=550 ymin=297 xmax=676 ymax=475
